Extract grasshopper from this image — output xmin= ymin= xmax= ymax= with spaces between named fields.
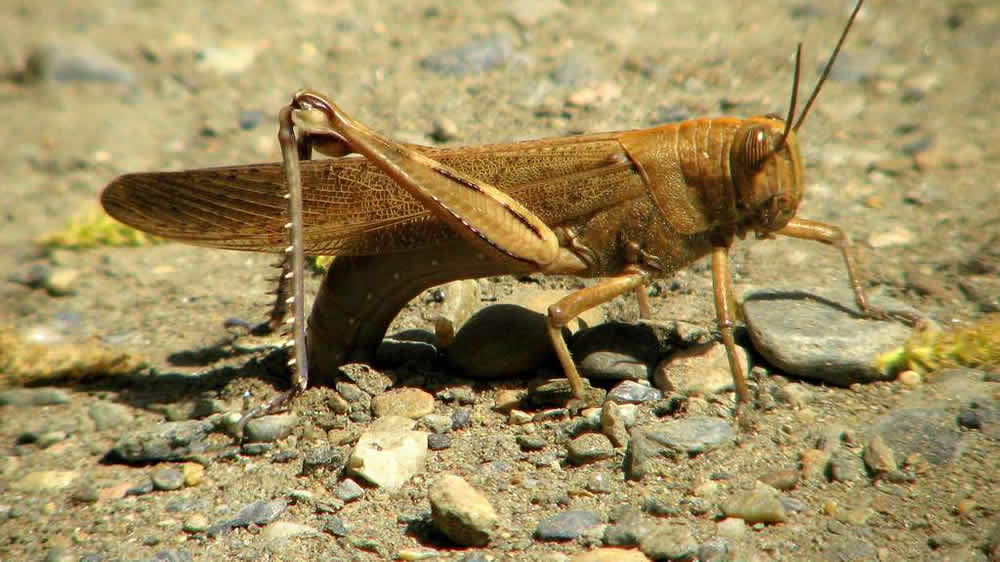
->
xmin=102 ymin=0 xmax=903 ymax=419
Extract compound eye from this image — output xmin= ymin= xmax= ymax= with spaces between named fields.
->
xmin=740 ymin=125 xmax=771 ymax=171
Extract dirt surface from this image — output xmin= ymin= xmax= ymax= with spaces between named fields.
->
xmin=1 ymin=0 xmax=998 ymax=560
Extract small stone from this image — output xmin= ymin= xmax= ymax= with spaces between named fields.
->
xmin=421 ymin=414 xmax=453 ymax=434
xmin=640 ymin=417 xmax=735 ymax=455
xmin=863 ymin=435 xmax=897 ymax=474
xmin=323 ymin=516 xmax=349 ymax=537
xmin=743 ymin=286 xmax=917 ymax=385
xmin=419 ymin=34 xmax=513 ymax=77
xmin=182 ymin=463 xmax=204 ymax=487
xmin=494 ymin=389 xmax=524 ymax=412
xmin=334 ymin=478 xmax=364 ymax=502
xmin=868 ymin=225 xmax=915 ymax=249
xmin=716 ymin=517 xmax=746 ymax=540
xmin=451 ymin=408 xmax=472 ymax=430
xmin=897 ymin=370 xmax=922 ymax=388
xmin=607 ymin=381 xmax=663 ymax=404
xmin=509 ymin=409 xmax=533 ymax=425
xmin=0 ymin=388 xmax=70 ymax=406
xmin=183 ymin=514 xmax=210 ymax=533
xmin=957 ymin=408 xmax=983 ymax=429
xmin=774 ymin=383 xmax=811 ymax=408
xmin=572 ymin=323 xmax=662 ymax=382
xmin=799 ymin=448 xmax=831 ymax=481
xmin=430 ymin=117 xmax=460 ymax=143
xmin=566 ymin=433 xmax=615 ymax=465
xmin=244 ymin=414 xmax=297 ymax=443
xmin=586 ymin=472 xmax=614 ymax=494
xmin=639 ymin=522 xmax=697 ymax=561
xmin=151 ymin=468 xmax=185 ymax=491
xmin=535 ymin=510 xmax=603 ymax=541
xmin=347 ymin=416 xmax=428 ymax=490
xmin=429 ymin=474 xmax=498 ymax=546
xmin=195 ymin=43 xmax=260 ymax=75
xmin=427 ymin=433 xmax=452 ymax=450
xmin=432 ymin=280 xmax=480 ymax=346
xmin=262 ymin=521 xmax=321 ymax=541
xmin=36 ymin=431 xmax=67 ymax=448
xmin=653 ymin=342 xmax=747 ymax=396
xmin=601 ymin=401 xmax=628 ymax=448
xmin=371 ymin=388 xmax=435 ymax=419
xmin=206 ymin=499 xmax=287 ymax=536
xmin=570 ymin=548 xmax=649 ymax=562
xmin=698 ymin=537 xmax=731 ymax=562
xmin=89 ymin=401 xmax=135 ymax=431
xmin=759 ymin=469 xmax=799 ymax=491
xmin=722 ymin=482 xmax=788 ymax=524
xmin=44 ymin=268 xmax=79 ymax=296
xmin=829 ymin=451 xmax=863 ymax=482
xmin=25 ymin=43 xmax=135 ymax=83
xmin=13 ymin=470 xmax=79 ymax=492
xmin=517 ymin=434 xmax=547 ymax=451
xmin=300 ymin=445 xmax=346 ymax=477
xmin=449 ymin=304 xmax=554 ymax=377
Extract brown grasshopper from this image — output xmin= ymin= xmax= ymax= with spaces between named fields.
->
xmin=102 ymin=0 xmax=901 ymax=419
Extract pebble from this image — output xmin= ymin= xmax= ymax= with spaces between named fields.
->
xmin=243 ymin=414 xmax=297 ymax=443
xmin=109 ymin=420 xmax=214 ymax=463
xmin=262 ymin=521 xmax=321 ymax=542
xmin=638 ymin=416 xmax=735 ymax=456
xmin=334 ymin=478 xmax=364 ymax=502
xmin=183 ymin=514 xmax=209 ymax=533
xmin=347 ymin=416 xmax=428 ymax=490
xmin=897 ymin=369 xmax=922 ymax=388
xmin=0 ymin=388 xmax=70 ymax=406
xmin=743 ymin=286 xmax=917 ymax=385
xmin=799 ymin=448 xmax=831 ymax=481
xmin=535 ymin=510 xmax=603 ymax=541
xmin=25 ymin=43 xmax=135 ymax=83
xmin=603 ymin=509 xmax=655 ymax=546
xmin=625 ymin=417 xmax=735 ymax=481
xmin=151 ymin=468 xmax=185 ymax=491
xmin=195 ymin=43 xmax=259 ymax=75
xmin=639 ymin=522 xmax=697 ymax=561
xmin=44 ymin=268 xmax=79 ymax=296
xmin=13 ymin=470 xmax=79 ymax=492
xmin=419 ymin=34 xmax=513 ymax=76
xmin=716 ymin=517 xmax=746 ymax=540
xmin=428 ymin=473 xmax=498 ymax=546
xmin=89 ymin=401 xmax=135 ymax=431
xmin=600 ymin=401 xmax=628 ymax=448
xmin=569 ymin=548 xmax=649 ymax=562
xmin=517 ymin=434 xmax=547 ymax=451
xmin=653 ymin=342 xmax=747 ymax=396
xmin=607 ymin=381 xmax=663 ymax=404
xmin=698 ymin=538 xmax=731 ymax=562
xmin=828 ymin=451 xmax=863 ymax=482
xmin=722 ymin=482 xmax=788 ymax=524
xmin=427 ymin=433 xmax=452 ymax=450
xmin=863 ymin=435 xmax=898 ymax=475
xmin=494 ymin=389 xmax=524 ymax=412
xmin=586 ymin=472 xmax=614 ymax=494
xmin=868 ymin=225 xmax=915 ymax=249
xmin=774 ymin=383 xmax=812 ymax=408
xmin=759 ymin=469 xmax=799 ymax=491
xmin=206 ymin=499 xmax=287 ymax=536
xmin=451 ymin=408 xmax=472 ymax=430
xmin=566 ymin=433 xmax=615 ymax=465
xmin=572 ymin=322 xmax=662 ymax=381
xmin=420 ymin=414 xmax=453 ymax=434
xmin=300 ymin=446 xmax=344 ymax=477
xmin=449 ymin=304 xmax=554 ymax=377
xmin=375 ymin=336 xmax=438 ymax=366
xmin=323 ymin=516 xmax=349 ymax=537
xmin=36 ymin=431 xmax=67 ymax=448
xmin=432 ymin=280 xmax=480 ymax=345
xmin=371 ymin=388 xmax=435 ymax=419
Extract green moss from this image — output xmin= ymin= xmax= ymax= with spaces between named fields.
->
xmin=38 ymin=206 xmax=161 ymax=249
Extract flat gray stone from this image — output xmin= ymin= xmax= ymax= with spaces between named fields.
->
xmin=108 ymin=420 xmax=212 ymax=463
xmin=534 ymin=510 xmax=602 ymax=541
xmin=743 ymin=286 xmax=918 ymax=385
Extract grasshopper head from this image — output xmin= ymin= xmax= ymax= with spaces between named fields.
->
xmin=729 ymin=116 xmax=804 ymax=236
